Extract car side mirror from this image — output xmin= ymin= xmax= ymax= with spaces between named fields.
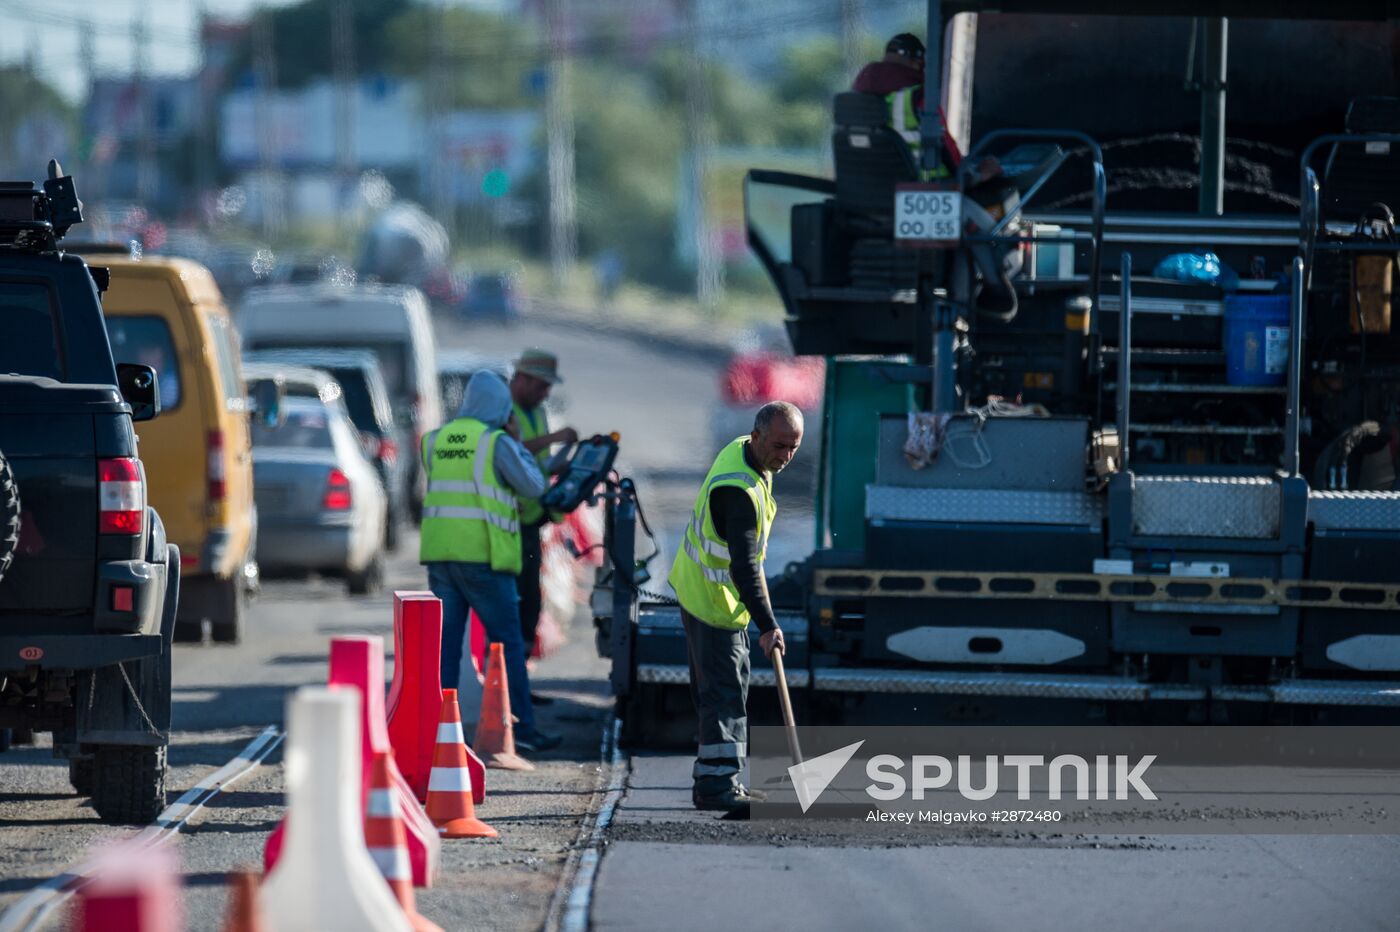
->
xmin=117 ymin=363 xmax=160 ymax=422
xmin=250 ymin=378 xmax=284 ymax=429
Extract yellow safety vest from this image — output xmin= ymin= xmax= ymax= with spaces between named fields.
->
xmin=888 ymin=87 xmax=952 ymax=181
xmin=418 ymin=417 xmax=522 ymax=574
xmin=667 ymin=437 xmax=777 ymax=631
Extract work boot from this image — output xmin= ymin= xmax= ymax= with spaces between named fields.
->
xmin=515 ymin=727 xmax=562 ymax=752
xmin=692 ymin=785 xmax=764 ymax=812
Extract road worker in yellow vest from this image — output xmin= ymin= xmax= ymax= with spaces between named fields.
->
xmin=420 ymin=369 xmax=561 ymax=752
xmin=508 ymin=350 xmax=578 ymax=687
xmin=668 ymin=401 xmax=803 ymax=812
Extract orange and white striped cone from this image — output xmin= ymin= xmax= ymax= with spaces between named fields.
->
xmin=220 ymin=869 xmax=267 ymax=932
xmin=473 ymin=643 xmax=534 ymax=771
xmin=424 ymin=690 xmax=498 ymax=839
xmin=367 ymin=752 xmax=444 ymax=931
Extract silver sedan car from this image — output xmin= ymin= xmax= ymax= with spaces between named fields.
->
xmin=251 ymin=396 xmax=387 ymax=594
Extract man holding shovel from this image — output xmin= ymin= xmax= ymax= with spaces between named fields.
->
xmin=668 ymin=401 xmax=803 ymax=812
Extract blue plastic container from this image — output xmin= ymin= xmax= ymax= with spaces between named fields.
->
xmin=1224 ymin=293 xmax=1291 ymax=386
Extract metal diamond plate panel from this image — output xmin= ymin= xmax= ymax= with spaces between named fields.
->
xmin=866 ymin=485 xmax=1104 ymax=526
xmin=1133 ymin=476 xmax=1278 ymax=538
xmin=811 ymin=667 xmax=1204 ymax=701
xmin=1215 ymin=680 xmax=1400 ymax=707
xmin=1309 ymin=491 xmax=1400 ymax=531
xmin=635 ymin=663 xmax=810 ymax=688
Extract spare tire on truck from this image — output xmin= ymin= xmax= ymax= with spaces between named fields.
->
xmin=0 ymin=448 xmax=20 ymax=585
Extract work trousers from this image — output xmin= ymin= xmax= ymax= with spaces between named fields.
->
xmin=426 ymin=561 xmax=535 ymax=732
xmin=516 ymin=521 xmax=543 ymax=654
xmin=681 ymin=607 xmax=749 ymax=795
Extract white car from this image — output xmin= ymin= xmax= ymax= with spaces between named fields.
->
xmin=251 ymin=396 xmax=387 ymax=594
xmin=239 ymin=283 xmax=442 ymax=519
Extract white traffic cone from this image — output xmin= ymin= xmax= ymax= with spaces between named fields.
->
xmin=261 ymin=686 xmax=411 ymax=932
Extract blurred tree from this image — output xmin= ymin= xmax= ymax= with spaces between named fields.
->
xmin=562 ymin=62 xmax=687 ymax=288
xmin=226 ymin=0 xmax=408 ymax=89
xmin=520 ymin=36 xmax=860 ymax=292
xmin=0 ymin=65 xmax=75 ymax=180
xmin=384 ymin=6 xmax=535 ymax=109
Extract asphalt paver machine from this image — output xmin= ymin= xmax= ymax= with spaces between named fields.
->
xmin=597 ymin=1 xmax=1400 ymax=742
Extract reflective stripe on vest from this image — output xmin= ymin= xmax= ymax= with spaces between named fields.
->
xmin=667 ymin=437 xmax=776 ymax=631
xmin=889 ymin=88 xmax=921 ymax=147
xmin=426 ymin=479 xmax=516 ymax=507
xmin=418 ymin=417 xmax=522 ymax=573
xmin=421 ymin=505 xmax=520 ymax=534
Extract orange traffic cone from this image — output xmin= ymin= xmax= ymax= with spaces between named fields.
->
xmin=221 ymin=869 xmax=267 ymax=932
xmin=473 ymin=643 xmax=534 ymax=771
xmin=367 ymin=752 xmax=444 ymax=931
xmin=425 ymin=690 xmax=498 ymax=838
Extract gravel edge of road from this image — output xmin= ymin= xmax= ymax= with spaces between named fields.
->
xmin=543 ymin=717 xmax=629 ymax=932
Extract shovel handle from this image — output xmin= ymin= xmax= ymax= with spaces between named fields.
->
xmin=770 ymin=648 xmax=803 ymax=765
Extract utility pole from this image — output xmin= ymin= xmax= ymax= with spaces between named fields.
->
xmin=252 ymin=6 xmax=283 ymax=238
xmin=194 ymin=1 xmax=215 ymax=215
xmin=132 ymin=11 xmax=158 ymax=207
xmin=427 ymin=0 xmax=455 ymax=235
xmin=544 ymin=0 xmax=578 ymax=291
xmin=685 ymin=0 xmax=722 ymax=314
xmin=331 ymin=0 xmax=357 ymax=209
xmin=79 ymin=17 xmax=97 ymax=192
xmin=840 ymin=0 xmax=863 ymax=77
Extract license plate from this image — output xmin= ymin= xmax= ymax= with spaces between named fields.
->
xmin=894 ymin=184 xmax=962 ymax=246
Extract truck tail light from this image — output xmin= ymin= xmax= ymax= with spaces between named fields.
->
xmin=207 ymin=430 xmax=226 ymax=502
xmin=99 ymin=457 xmax=145 ymax=535
xmin=323 ymin=467 xmax=352 ymax=511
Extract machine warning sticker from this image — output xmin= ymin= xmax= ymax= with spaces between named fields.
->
xmin=1265 ymin=325 xmax=1290 ymax=375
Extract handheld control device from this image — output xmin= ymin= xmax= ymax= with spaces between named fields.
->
xmin=539 ymin=433 xmax=620 ymax=512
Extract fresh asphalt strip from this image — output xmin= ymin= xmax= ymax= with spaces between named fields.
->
xmin=0 ymin=725 xmax=284 ymax=932
xmin=545 ymin=716 xmax=628 ymax=932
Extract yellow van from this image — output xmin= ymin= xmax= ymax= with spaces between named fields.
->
xmin=97 ymin=254 xmax=256 ymax=643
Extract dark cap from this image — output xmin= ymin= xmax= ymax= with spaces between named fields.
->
xmin=886 ymin=33 xmax=925 ymax=61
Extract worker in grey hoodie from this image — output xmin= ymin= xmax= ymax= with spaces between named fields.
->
xmin=419 ymin=369 xmax=561 ymax=751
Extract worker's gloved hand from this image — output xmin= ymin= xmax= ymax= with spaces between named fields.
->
xmin=759 ymin=628 xmax=785 ymax=659
xmin=555 ymin=426 xmax=580 ymax=446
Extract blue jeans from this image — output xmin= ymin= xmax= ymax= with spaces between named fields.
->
xmin=427 ymin=562 xmax=535 ymax=732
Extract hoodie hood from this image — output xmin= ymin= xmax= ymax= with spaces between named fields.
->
xmin=458 ymin=369 xmax=513 ymax=428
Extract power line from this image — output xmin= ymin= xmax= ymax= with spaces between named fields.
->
xmin=0 ymin=0 xmax=200 ymax=49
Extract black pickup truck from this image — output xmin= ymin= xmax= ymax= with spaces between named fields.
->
xmin=0 ymin=164 xmax=178 ymax=824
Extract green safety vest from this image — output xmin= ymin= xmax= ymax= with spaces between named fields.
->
xmin=512 ymin=402 xmax=559 ymax=527
xmin=888 ymin=87 xmax=952 ymax=181
xmin=667 ymin=437 xmax=777 ymax=631
xmin=419 ymin=417 xmax=522 ymax=574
